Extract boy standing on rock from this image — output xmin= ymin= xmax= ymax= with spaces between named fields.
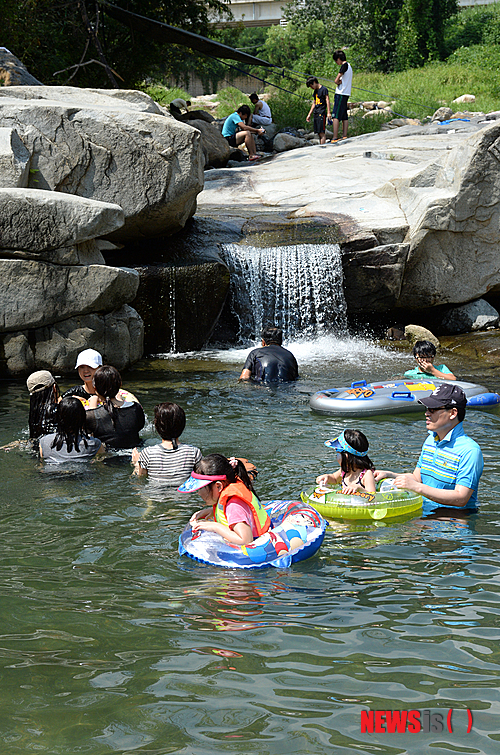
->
xmin=306 ymin=77 xmax=331 ymax=145
xmin=332 ymin=50 xmax=353 ymax=142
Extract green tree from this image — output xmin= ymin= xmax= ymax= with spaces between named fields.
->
xmin=2 ymin=0 xmax=231 ymax=88
xmin=395 ymin=0 xmax=458 ymax=70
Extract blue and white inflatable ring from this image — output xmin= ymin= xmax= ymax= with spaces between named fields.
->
xmin=179 ymin=500 xmax=326 ymax=569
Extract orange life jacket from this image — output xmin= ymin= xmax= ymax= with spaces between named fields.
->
xmin=213 ymin=481 xmax=271 ymax=537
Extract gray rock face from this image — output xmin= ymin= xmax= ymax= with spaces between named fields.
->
xmin=273 ymin=133 xmax=307 ymax=152
xmin=198 ymin=118 xmax=500 ymax=317
xmin=0 ymin=259 xmax=139 ymax=332
xmin=0 ymin=86 xmax=205 ymax=240
xmin=0 ymin=305 xmax=143 ymax=376
xmin=438 ymin=299 xmax=500 ymax=335
xmin=0 ymin=128 xmax=30 ymax=187
xmin=0 ymin=188 xmax=124 ymax=251
xmin=3 ymin=239 xmax=105 ymax=266
xmin=0 ymin=48 xmax=43 ymax=86
xmin=405 ymin=325 xmax=440 ymax=347
xmin=432 ymin=107 xmax=453 ymax=122
xmin=342 ymin=243 xmax=409 ymax=311
xmin=187 ymin=119 xmax=230 ymax=169
xmin=132 ymin=258 xmax=230 ymax=353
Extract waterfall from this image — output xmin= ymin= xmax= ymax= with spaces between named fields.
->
xmin=221 ymin=242 xmax=347 ymax=342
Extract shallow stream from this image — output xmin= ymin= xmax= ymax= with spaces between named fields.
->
xmin=1 ymin=336 xmax=500 ymax=754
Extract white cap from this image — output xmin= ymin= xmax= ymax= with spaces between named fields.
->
xmin=75 ymin=348 xmax=102 ymax=370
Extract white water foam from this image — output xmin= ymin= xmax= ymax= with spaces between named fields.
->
xmin=156 ymin=335 xmax=400 ymax=366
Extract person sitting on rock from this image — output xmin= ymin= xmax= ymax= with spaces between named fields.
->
xmin=221 ymin=104 xmax=265 ymax=162
xmin=248 ymin=93 xmax=272 ymax=127
xmin=404 ymin=340 xmax=456 ymax=381
xmin=239 ymin=326 xmax=298 ymax=383
xmin=169 ymin=98 xmax=191 ymax=118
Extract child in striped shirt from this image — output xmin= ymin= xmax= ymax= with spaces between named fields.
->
xmin=132 ymin=402 xmax=201 ymax=485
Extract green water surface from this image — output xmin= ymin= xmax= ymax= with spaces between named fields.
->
xmin=1 ymin=337 xmax=499 ymax=754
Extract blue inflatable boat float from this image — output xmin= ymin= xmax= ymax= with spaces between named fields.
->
xmin=179 ymin=500 xmax=326 ymax=569
xmin=310 ymin=378 xmax=500 ymax=417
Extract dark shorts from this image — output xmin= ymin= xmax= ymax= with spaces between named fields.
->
xmin=225 ymin=134 xmax=238 ymax=148
xmin=332 ymin=93 xmax=349 ymax=122
xmin=313 ymin=112 xmax=326 ymax=134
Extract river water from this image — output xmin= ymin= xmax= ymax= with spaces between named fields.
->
xmin=1 ymin=336 xmax=500 ymax=754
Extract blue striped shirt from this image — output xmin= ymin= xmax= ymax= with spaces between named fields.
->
xmin=417 ymin=423 xmax=483 ymax=508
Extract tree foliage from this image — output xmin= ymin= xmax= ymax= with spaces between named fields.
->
xmin=284 ymin=0 xmax=458 ymax=72
xmin=2 ymin=0 xmax=231 ymax=87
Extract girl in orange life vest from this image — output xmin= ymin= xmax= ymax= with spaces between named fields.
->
xmin=178 ymin=454 xmax=271 ymax=546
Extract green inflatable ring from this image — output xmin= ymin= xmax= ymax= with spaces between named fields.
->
xmin=301 ymin=483 xmax=422 ymax=521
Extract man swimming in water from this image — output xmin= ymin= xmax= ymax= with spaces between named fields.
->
xmin=239 ymin=326 xmax=298 ymax=383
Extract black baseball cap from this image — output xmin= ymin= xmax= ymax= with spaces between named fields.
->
xmin=419 ymin=383 xmax=467 ymax=409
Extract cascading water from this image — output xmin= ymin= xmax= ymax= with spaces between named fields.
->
xmin=221 ymin=242 xmax=347 ymax=342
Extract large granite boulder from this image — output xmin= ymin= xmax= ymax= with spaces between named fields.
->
xmin=0 ymin=188 xmax=124 ymax=250
xmin=437 ymin=299 xmax=500 ymax=335
xmin=0 ymin=259 xmax=139 ymax=332
xmin=197 ymin=117 xmax=500 ymax=318
xmin=0 ymin=128 xmax=30 ymax=186
xmin=0 ymin=305 xmax=143 ymax=376
xmin=187 ymin=119 xmax=230 ymax=169
xmin=0 ymin=186 xmax=143 ymax=375
xmin=0 ymin=86 xmax=205 ymax=240
xmin=394 ymin=122 xmax=500 ymax=308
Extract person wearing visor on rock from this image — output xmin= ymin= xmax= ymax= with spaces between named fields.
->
xmin=316 ymin=429 xmax=376 ymax=495
xmin=178 ymin=453 xmax=270 ymax=546
xmin=374 ymin=384 xmax=484 ymax=510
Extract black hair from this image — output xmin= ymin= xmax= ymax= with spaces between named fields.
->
xmin=339 ymin=429 xmax=374 ymax=474
xmin=306 ymin=77 xmax=319 ymax=87
xmin=412 ymin=340 xmax=437 ymax=359
xmin=237 ymin=104 xmax=251 ymax=118
xmin=261 ymin=326 xmax=282 ymax=345
xmin=154 ymin=402 xmax=186 ymax=448
xmin=249 ymin=93 xmax=259 ymax=102
xmin=440 ymin=404 xmax=466 ymax=423
xmin=93 ymin=365 xmax=122 ymax=427
xmin=333 ymin=50 xmax=347 ymax=61
xmin=28 ymin=383 xmax=60 ymax=439
xmin=194 ymin=453 xmax=257 ymax=497
xmin=51 ymin=397 xmax=89 ymax=453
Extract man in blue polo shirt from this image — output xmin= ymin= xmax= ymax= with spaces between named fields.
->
xmin=375 ymin=384 xmax=483 ymax=510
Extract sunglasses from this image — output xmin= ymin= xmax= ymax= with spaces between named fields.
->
xmin=425 ymin=406 xmax=453 ymax=414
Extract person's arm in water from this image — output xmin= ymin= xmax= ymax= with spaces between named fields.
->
xmin=416 ymin=357 xmax=456 ymax=380
xmin=131 ymin=447 xmax=147 ymax=476
xmin=239 ymin=368 xmax=252 ymax=381
xmin=377 ymin=466 xmax=474 ymax=507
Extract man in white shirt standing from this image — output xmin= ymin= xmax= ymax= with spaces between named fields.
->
xmin=249 ymin=93 xmax=272 ymax=126
xmin=332 ymin=50 xmax=353 ymax=142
